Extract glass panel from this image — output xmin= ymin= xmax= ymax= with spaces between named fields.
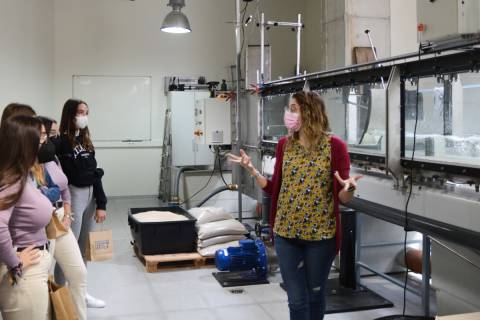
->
xmin=319 ymin=88 xmax=347 ymax=140
xmin=261 ymin=83 xmax=386 ymax=157
xmin=317 ymin=83 xmax=386 ymax=156
xmin=404 ymin=72 xmax=480 ymax=166
xmin=262 ymin=94 xmax=289 ymax=141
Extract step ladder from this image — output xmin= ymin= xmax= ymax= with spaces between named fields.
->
xmin=158 ymin=109 xmax=172 ymax=201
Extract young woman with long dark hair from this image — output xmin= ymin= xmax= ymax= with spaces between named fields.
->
xmin=55 ymin=99 xmax=107 ymax=308
xmin=0 ymin=115 xmax=52 ymax=319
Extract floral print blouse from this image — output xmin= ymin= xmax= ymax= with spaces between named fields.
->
xmin=274 ymin=136 xmax=336 ymax=241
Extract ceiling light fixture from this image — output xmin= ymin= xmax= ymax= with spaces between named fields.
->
xmin=161 ymin=0 xmax=191 ymax=34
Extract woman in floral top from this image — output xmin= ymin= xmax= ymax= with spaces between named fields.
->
xmin=228 ymin=91 xmax=362 ymax=320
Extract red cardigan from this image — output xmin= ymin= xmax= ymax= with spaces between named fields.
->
xmin=262 ymin=135 xmax=351 ymax=252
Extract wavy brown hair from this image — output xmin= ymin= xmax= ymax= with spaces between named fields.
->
xmin=1 ymin=103 xmax=36 ymax=126
xmin=59 ymin=99 xmax=94 ymax=151
xmin=287 ymin=91 xmax=330 ymax=149
xmin=0 ymin=115 xmax=42 ymax=210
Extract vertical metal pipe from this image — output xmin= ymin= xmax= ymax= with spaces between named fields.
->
xmin=366 ymin=31 xmax=379 ymax=61
xmin=296 ymin=14 xmax=302 ymax=75
xmin=260 ymin=12 xmax=265 ymax=83
xmin=365 ymin=30 xmax=385 ymax=89
xmin=422 ymin=235 xmax=431 ymax=317
xmin=355 ymin=212 xmax=362 ymax=286
xmin=235 ymin=0 xmax=243 ymax=222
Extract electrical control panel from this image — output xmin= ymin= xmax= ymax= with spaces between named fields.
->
xmin=194 ymin=97 xmax=232 ymax=145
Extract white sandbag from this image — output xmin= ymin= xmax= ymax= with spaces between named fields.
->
xmin=197 ymin=234 xmax=246 ymax=249
xmin=133 ymin=211 xmax=188 ymax=223
xmin=197 ymin=219 xmax=247 ymax=240
xmin=188 ymin=206 xmax=234 ymax=225
xmin=203 ymin=192 xmax=258 ymax=219
xmin=198 ymin=240 xmax=240 ymax=257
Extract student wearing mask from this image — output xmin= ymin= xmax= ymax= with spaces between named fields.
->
xmin=55 ymin=99 xmax=107 ymax=308
xmin=36 ymin=117 xmax=88 ymax=319
xmin=0 ymin=115 xmax=52 ymax=320
xmin=228 ymin=91 xmax=362 ymax=320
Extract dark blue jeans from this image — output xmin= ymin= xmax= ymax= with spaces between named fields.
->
xmin=275 ymin=235 xmax=336 ymax=320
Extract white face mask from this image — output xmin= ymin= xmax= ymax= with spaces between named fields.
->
xmin=75 ymin=115 xmax=88 ymax=129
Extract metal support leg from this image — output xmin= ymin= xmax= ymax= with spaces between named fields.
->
xmin=296 ymin=13 xmax=301 ymax=75
xmin=234 ymin=0 xmax=243 ymax=223
xmin=355 ymin=212 xmax=363 ymax=287
xmin=422 ymin=235 xmax=431 ymax=317
xmin=260 ymin=13 xmax=265 ymax=83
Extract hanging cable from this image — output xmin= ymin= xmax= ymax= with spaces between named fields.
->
xmin=402 ymin=47 xmax=422 ymax=317
xmin=179 ymin=153 xmax=218 ymax=207
xmin=215 ymin=146 xmax=230 ymax=187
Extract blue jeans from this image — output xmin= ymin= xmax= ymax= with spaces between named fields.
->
xmin=275 ymin=235 xmax=336 ymax=320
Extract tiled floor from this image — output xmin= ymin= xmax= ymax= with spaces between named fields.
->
xmin=85 ymin=196 xmax=435 ymax=320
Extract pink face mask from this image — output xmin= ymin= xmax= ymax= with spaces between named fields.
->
xmin=284 ymin=110 xmax=301 ymax=132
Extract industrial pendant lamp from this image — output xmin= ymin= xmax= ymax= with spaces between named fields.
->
xmin=161 ymin=0 xmax=191 ymax=34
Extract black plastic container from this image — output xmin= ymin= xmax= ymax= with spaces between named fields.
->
xmin=128 ymin=206 xmax=197 ymax=255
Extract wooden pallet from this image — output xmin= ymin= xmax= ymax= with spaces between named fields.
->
xmin=133 ymin=245 xmax=214 ymax=273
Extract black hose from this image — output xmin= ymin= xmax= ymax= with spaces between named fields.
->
xmin=195 ymin=184 xmax=238 ymax=208
xmin=173 ymin=167 xmax=196 ymax=202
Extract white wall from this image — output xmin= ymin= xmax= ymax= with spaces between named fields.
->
xmin=417 ymin=0 xmax=458 ymax=42
xmin=345 ymin=0 xmax=390 ymax=65
xmin=325 ymin=0 xmax=346 ymax=68
xmin=303 ymin=0 xmax=326 ymax=72
xmin=241 ymin=0 xmax=308 ymax=80
xmin=52 ymin=0 xmax=236 ymax=196
xmin=302 ymin=0 xmax=391 ymax=70
xmin=0 ymin=0 xmax=53 ymax=116
xmin=303 ymin=0 xmax=420 ymax=69
xmin=52 ymin=0 xmax=306 ymax=197
xmin=390 ymin=0 xmax=418 ymax=56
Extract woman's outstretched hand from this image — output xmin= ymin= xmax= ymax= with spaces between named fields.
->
xmin=334 ymin=171 xmax=363 ymax=192
xmin=227 ymin=149 xmax=256 ymax=175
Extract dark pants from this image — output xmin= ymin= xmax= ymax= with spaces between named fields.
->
xmin=275 ymin=235 xmax=336 ymax=320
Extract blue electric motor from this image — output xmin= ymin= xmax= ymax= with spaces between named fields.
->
xmin=215 ymin=239 xmax=268 ymax=278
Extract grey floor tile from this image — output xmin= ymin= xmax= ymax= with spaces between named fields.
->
xmin=165 ymin=309 xmax=218 ymax=320
xmin=243 ymin=283 xmax=288 ymax=304
xmin=145 ymin=267 xmax=218 ymax=284
xmin=87 ymin=283 xmax=161 ymax=318
xmin=260 ymin=301 xmax=290 ymax=320
xmin=89 ymin=313 xmax=165 ymax=320
xmin=87 ymin=259 xmax=147 ymax=290
xmin=151 ymin=281 xmax=210 ymax=311
xmin=214 ymin=304 xmax=273 ymax=320
xmin=202 ymin=287 xmax=257 ymax=308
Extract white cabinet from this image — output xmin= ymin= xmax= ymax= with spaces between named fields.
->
xmin=169 ymin=91 xmax=213 ymax=166
xmin=194 ymin=98 xmax=232 ymax=145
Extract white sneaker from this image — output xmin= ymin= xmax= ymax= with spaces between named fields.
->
xmin=86 ymin=293 xmax=106 ymax=308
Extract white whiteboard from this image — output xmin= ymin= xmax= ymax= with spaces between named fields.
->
xmin=72 ymin=75 xmax=152 ymax=142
